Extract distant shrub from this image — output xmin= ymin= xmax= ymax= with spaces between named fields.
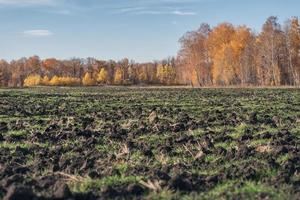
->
xmin=49 ymin=76 xmax=60 ymax=86
xmin=41 ymin=76 xmax=50 ymax=85
xmin=49 ymin=76 xmax=81 ymax=86
xmin=23 ymin=74 xmax=42 ymax=87
xmin=82 ymin=73 xmax=96 ymax=86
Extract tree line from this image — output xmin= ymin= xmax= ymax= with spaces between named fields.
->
xmin=0 ymin=16 xmax=299 ymax=87
xmin=0 ymin=57 xmax=177 ymax=87
xmin=178 ymin=16 xmax=300 ymax=86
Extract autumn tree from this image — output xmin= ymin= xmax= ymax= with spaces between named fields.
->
xmin=137 ymin=66 xmax=148 ymax=83
xmin=97 ymin=68 xmax=108 ymax=84
xmin=0 ymin=60 xmax=10 ymax=87
xmin=127 ymin=65 xmax=137 ymax=84
xmin=156 ymin=64 xmax=165 ymax=84
xmin=229 ymin=26 xmax=257 ymax=85
xmin=114 ymin=68 xmax=123 ymax=85
xmin=48 ymin=76 xmax=80 ymax=86
xmin=8 ymin=58 xmax=26 ymax=87
xmin=41 ymin=76 xmax=50 ymax=85
xmin=82 ymin=73 xmax=96 ymax=86
xmin=42 ymin=58 xmax=61 ymax=77
xmin=256 ymin=16 xmax=285 ymax=86
xmin=208 ymin=23 xmax=236 ymax=85
xmin=24 ymin=74 xmax=42 ymax=87
xmin=178 ymin=23 xmax=212 ymax=86
xmin=157 ymin=64 xmax=176 ymax=85
xmin=49 ymin=76 xmax=59 ymax=86
xmin=284 ymin=17 xmax=300 ymax=85
xmin=26 ymin=56 xmax=41 ymax=74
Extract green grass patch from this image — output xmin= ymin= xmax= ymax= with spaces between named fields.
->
xmin=70 ymin=175 xmax=141 ymax=193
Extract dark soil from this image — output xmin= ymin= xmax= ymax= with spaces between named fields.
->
xmin=0 ymin=87 xmax=299 ymax=199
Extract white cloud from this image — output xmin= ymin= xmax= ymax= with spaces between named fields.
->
xmin=172 ymin=10 xmax=196 ymax=16
xmin=115 ymin=4 xmax=196 ymax=16
xmin=118 ymin=6 xmax=147 ymax=13
xmin=23 ymin=29 xmax=54 ymax=36
xmin=133 ymin=10 xmax=196 ymax=16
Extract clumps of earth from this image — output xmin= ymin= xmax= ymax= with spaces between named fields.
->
xmin=0 ymin=87 xmax=300 ymax=199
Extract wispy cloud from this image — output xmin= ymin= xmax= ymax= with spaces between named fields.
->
xmin=0 ymin=0 xmax=75 ymax=16
xmin=0 ymin=0 xmax=54 ymax=5
xmin=0 ymin=0 xmax=198 ymax=17
xmin=113 ymin=0 xmax=197 ymax=16
xmin=23 ymin=29 xmax=54 ymax=36
xmin=118 ymin=6 xmax=147 ymax=13
xmin=42 ymin=9 xmax=72 ymax=15
xmin=172 ymin=10 xmax=196 ymax=15
xmin=130 ymin=9 xmax=196 ymax=16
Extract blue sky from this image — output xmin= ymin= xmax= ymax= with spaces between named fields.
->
xmin=0 ymin=0 xmax=299 ymax=62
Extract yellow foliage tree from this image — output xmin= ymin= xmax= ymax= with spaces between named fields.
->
xmin=114 ymin=68 xmax=123 ymax=85
xmin=138 ymin=69 xmax=148 ymax=83
xmin=49 ymin=76 xmax=60 ymax=86
xmin=41 ymin=76 xmax=50 ymax=85
xmin=164 ymin=65 xmax=176 ymax=85
xmin=49 ymin=76 xmax=80 ymax=86
xmin=156 ymin=64 xmax=165 ymax=83
xmin=97 ymin=68 xmax=108 ymax=84
xmin=82 ymin=73 xmax=96 ymax=86
xmin=60 ymin=77 xmax=81 ymax=86
xmin=24 ymin=74 xmax=42 ymax=87
xmin=156 ymin=64 xmax=175 ymax=85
